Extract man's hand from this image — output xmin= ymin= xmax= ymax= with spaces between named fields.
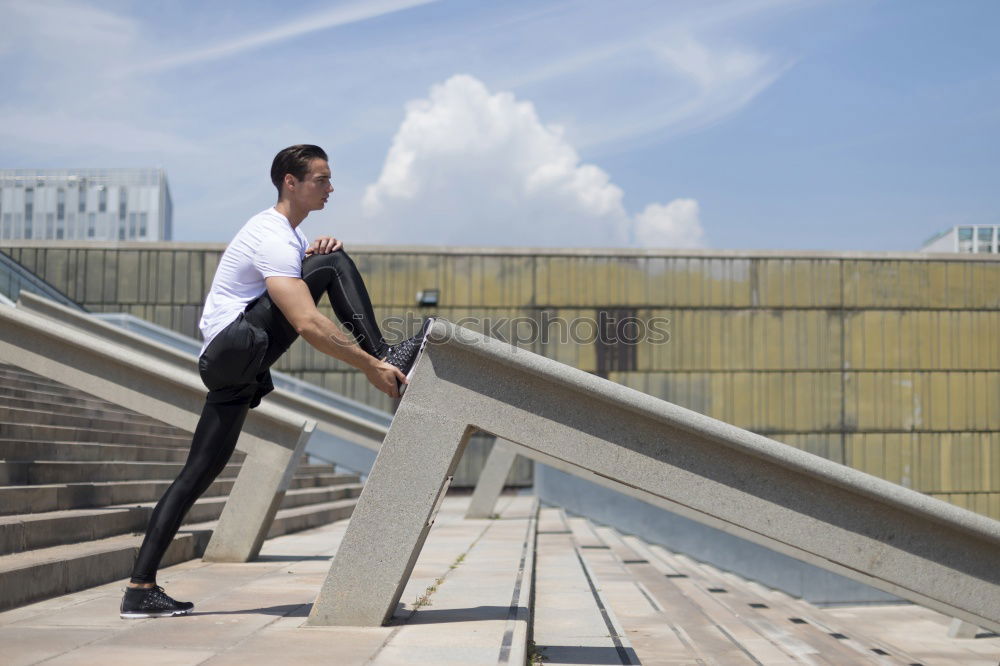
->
xmin=305 ymin=236 xmax=343 ymax=256
xmin=364 ymin=360 xmax=407 ymax=399
xmin=265 ymin=275 xmax=402 ymax=398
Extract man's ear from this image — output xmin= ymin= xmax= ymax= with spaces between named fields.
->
xmin=284 ymin=173 xmax=297 ymax=192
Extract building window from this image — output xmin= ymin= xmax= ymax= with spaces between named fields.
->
xmin=98 ymin=187 xmax=107 ymax=213
xmin=118 ymin=218 xmax=126 ymax=240
xmin=88 ymin=212 xmax=96 ymax=238
xmin=78 ymin=183 xmax=86 ymax=212
xmin=56 ymin=215 xmax=65 ymax=239
xmin=128 ymin=212 xmax=137 ymax=239
xmin=139 ymin=212 xmax=148 ymax=237
xmin=976 ymin=226 xmax=995 ymax=253
xmin=57 ymin=188 xmax=65 ymax=221
xmin=67 ymin=212 xmax=76 ymax=239
xmin=46 ymin=212 xmax=55 ymax=238
xmin=2 ymin=213 xmax=10 ymax=240
xmin=957 ymin=226 xmax=974 ymax=253
xmin=25 ymin=187 xmax=33 ymax=223
xmin=119 ymin=187 xmax=127 ymax=220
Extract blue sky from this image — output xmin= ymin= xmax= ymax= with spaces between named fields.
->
xmin=1 ymin=0 xmax=998 ymax=251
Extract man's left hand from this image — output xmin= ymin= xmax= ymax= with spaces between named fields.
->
xmin=305 ymin=236 xmax=343 ymax=256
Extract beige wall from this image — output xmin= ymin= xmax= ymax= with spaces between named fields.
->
xmin=3 ymin=242 xmax=997 ymax=516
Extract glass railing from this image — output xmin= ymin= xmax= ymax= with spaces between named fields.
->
xmin=0 ymin=250 xmax=86 ymax=311
xmin=93 ymin=312 xmax=392 ymax=427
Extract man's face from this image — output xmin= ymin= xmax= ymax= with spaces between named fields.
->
xmin=287 ymin=158 xmax=333 ymax=211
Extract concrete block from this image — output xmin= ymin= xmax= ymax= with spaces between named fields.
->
xmin=308 ymin=412 xmax=473 ymax=626
xmin=313 ymin=320 xmax=1000 ymax=632
xmin=464 ymin=438 xmax=517 ymax=519
xmin=203 ymin=420 xmax=315 ymax=562
xmin=947 ymin=618 xmax=980 ymax=638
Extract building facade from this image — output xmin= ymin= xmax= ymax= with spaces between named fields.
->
xmin=1 ymin=242 xmax=998 ymax=518
xmin=921 ymin=224 xmax=999 ymax=254
xmin=0 ymin=169 xmax=172 ymax=242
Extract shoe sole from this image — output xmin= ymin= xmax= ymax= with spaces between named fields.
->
xmin=399 ymin=317 xmax=435 ymax=397
xmin=120 ymin=608 xmax=193 ymax=619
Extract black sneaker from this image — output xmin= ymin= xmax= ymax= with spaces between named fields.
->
xmin=120 ymin=585 xmax=194 ymax=619
xmin=383 ymin=318 xmax=435 ymax=395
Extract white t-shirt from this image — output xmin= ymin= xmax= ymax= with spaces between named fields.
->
xmin=198 ymin=207 xmax=309 ymax=356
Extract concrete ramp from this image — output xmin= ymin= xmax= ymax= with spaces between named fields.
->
xmin=310 ymin=320 xmax=1000 ymax=631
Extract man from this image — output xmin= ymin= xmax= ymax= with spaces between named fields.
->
xmin=120 ymin=144 xmax=431 ymax=618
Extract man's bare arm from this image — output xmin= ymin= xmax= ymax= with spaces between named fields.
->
xmin=264 ymin=276 xmax=403 ymax=397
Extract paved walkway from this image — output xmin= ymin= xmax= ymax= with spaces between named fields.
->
xmin=1 ymin=496 xmax=535 ymax=666
xmin=3 ymin=494 xmax=998 ymax=665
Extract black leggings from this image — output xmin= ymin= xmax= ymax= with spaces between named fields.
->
xmin=129 ymin=250 xmax=386 ymax=584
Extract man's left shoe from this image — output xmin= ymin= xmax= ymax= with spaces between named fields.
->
xmin=383 ymin=317 xmax=435 ymax=395
xmin=120 ymin=585 xmax=194 ymax=619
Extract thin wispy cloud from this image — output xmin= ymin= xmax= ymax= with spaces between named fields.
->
xmin=490 ymin=1 xmax=798 ymax=150
xmin=125 ymin=0 xmax=440 ymax=74
xmin=576 ymin=36 xmax=794 ymax=149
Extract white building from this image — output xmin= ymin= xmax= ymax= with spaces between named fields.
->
xmin=920 ymin=224 xmax=999 ymax=254
xmin=0 ymin=168 xmax=172 ymax=241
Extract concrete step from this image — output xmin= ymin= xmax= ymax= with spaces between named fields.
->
xmin=0 ymin=393 xmax=163 ymax=422
xmin=0 ymin=472 xmax=360 ymax=516
xmin=0 ymin=365 xmax=128 ymax=393
xmin=0 ymin=506 xmax=151 ymax=557
xmin=287 ymin=472 xmax=359 ymax=489
xmin=0 ymin=405 xmax=185 ymax=437
xmin=0 ymin=439 xmax=196 ymax=464
xmin=0 ymin=460 xmax=241 ymax=485
xmin=0 ymin=483 xmax=364 ymax=556
xmin=0 ymin=383 xmax=142 ymax=412
xmin=531 ymin=509 xmax=640 ymax=665
xmin=578 ymin=524 xmax=774 ymax=664
xmin=0 ymin=494 xmax=362 ymax=612
xmin=0 ymin=369 xmax=130 ymax=401
xmin=643 ymin=541 xmax=928 ymax=664
xmin=0 ymin=479 xmax=237 ymax=517
xmin=0 ymin=526 xmax=211 ymax=613
xmin=0 ymin=465 xmax=361 ymax=609
xmin=0 ymin=422 xmax=190 ymax=447
xmin=572 ymin=521 xmax=937 ymax=664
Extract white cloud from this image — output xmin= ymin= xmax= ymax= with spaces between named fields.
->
xmin=634 ymin=200 xmax=704 ymax=248
xmin=361 ymin=75 xmax=705 ymax=248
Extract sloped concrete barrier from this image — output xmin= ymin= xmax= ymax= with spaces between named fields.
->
xmin=0 ymin=303 xmax=315 ymax=563
xmin=311 ymin=320 xmax=1000 ymax=630
xmin=465 ymin=439 xmax=518 ymax=519
xmin=16 ymin=292 xmax=388 ymax=475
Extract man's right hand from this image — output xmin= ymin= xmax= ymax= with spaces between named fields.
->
xmin=365 ymin=359 xmax=407 ymax=399
xmin=265 ymin=275 xmax=407 ymax=397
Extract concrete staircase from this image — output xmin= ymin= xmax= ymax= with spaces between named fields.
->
xmin=0 ymin=362 xmax=363 ymax=612
xmin=532 ymin=506 xmax=1000 ymax=665
xmin=2 ymin=494 xmax=997 ymax=664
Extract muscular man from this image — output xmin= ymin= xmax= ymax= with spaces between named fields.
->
xmin=120 ymin=144 xmax=431 ymax=618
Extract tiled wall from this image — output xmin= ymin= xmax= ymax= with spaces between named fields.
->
xmin=4 ymin=243 xmax=997 ymax=514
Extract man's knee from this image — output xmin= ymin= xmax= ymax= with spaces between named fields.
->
xmin=304 ymin=247 xmax=352 ymax=271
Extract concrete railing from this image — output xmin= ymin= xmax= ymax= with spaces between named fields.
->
xmin=0 ymin=301 xmax=315 ymax=563
xmin=309 ymin=319 xmax=1000 ymax=632
xmin=16 ymin=292 xmax=388 ymax=475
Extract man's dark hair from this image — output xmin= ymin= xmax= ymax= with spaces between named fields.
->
xmin=270 ymin=144 xmax=328 ymax=197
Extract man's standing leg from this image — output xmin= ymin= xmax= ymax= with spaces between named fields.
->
xmin=121 ymin=397 xmax=252 ymax=617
